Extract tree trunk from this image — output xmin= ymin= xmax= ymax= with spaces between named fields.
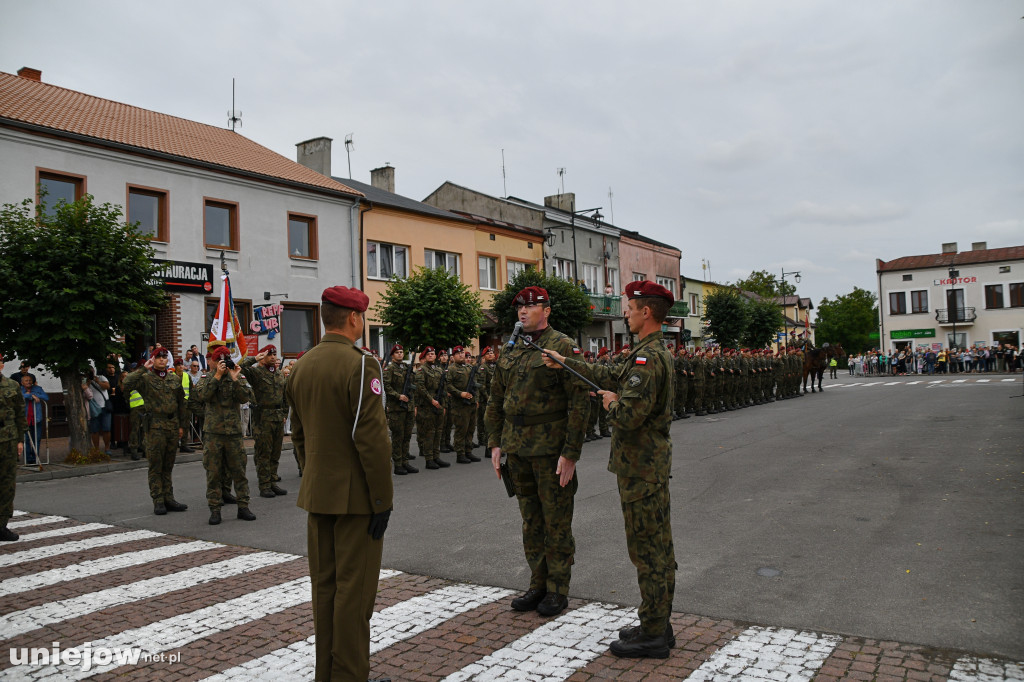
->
xmin=60 ymin=372 xmax=90 ymax=454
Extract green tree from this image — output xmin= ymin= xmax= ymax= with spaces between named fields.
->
xmin=489 ymin=269 xmax=594 ymax=340
xmin=734 ymin=269 xmax=796 ymax=298
xmin=0 ymin=195 xmax=167 ymax=453
xmin=374 ymin=266 xmax=484 ymax=351
xmin=702 ymin=288 xmax=748 ymax=348
xmin=815 ymin=287 xmax=879 ymax=355
xmin=741 ymin=295 xmax=785 ymax=348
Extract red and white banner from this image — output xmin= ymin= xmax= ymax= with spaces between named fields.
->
xmin=209 ymin=274 xmax=248 ymax=362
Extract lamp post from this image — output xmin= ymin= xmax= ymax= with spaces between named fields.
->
xmin=544 ymin=202 xmax=602 ymax=286
xmin=948 ymin=263 xmax=959 ymax=365
xmin=780 ymin=269 xmax=802 ymax=350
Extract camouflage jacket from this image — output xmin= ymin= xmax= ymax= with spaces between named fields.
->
xmin=383 ymin=360 xmax=414 ymax=412
xmin=192 ymin=373 xmax=254 ymax=435
xmin=123 ymin=367 xmax=186 ymax=431
xmin=240 ymin=357 xmax=287 ymax=420
xmin=565 ymin=331 xmax=674 ymax=492
xmin=478 ymin=362 xmax=494 ymax=404
xmin=0 ymin=376 xmax=28 ymax=444
xmin=415 ymin=362 xmax=444 ymax=410
xmin=485 ymin=325 xmax=588 ymax=461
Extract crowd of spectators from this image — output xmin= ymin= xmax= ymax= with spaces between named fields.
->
xmin=848 ymin=344 xmax=1021 ymax=376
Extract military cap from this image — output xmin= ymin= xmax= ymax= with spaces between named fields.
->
xmin=389 ymin=344 xmax=404 ymax=356
xmin=321 ymin=285 xmax=369 ymax=312
xmin=452 ymin=345 xmax=465 ymax=353
xmin=173 ymin=357 xmax=184 ymax=366
xmin=153 ymin=348 xmax=170 ymax=359
xmin=208 ymin=345 xmax=232 ymax=361
xmin=597 ymin=346 xmax=609 ymax=357
xmin=422 ymin=346 xmax=436 ymax=354
xmin=259 ymin=344 xmax=277 ymax=355
xmin=514 ymin=286 xmax=549 ymax=305
xmin=481 ymin=346 xmax=494 ymax=355
xmin=625 ymin=280 xmax=674 ymax=304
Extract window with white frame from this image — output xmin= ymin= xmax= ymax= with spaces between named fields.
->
xmin=426 ymin=249 xmax=460 ymax=276
xmin=367 ymin=241 xmax=408 ymax=279
xmin=582 ymin=264 xmax=600 ymax=293
xmin=507 ymin=260 xmax=531 ymax=283
xmin=633 ymin=272 xmax=646 ymax=282
xmin=910 ymin=290 xmax=928 ymax=313
xmin=606 ymin=268 xmax=619 ymax=294
xmin=368 ymin=325 xmax=398 ymax=358
xmin=478 ymin=256 xmax=498 ymax=290
xmin=656 ymin=276 xmax=676 ymax=296
xmin=689 ymin=292 xmax=700 ymax=317
xmin=552 ymin=258 xmax=574 ymax=281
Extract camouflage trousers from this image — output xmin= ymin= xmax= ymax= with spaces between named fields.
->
xmin=507 ymin=452 xmax=577 ymax=596
xmin=129 ymin=407 xmax=145 ymax=452
xmin=387 ymin=407 xmax=415 ymax=465
xmin=476 ymin=400 xmax=489 ymax=447
xmin=0 ymin=440 xmax=17 ymax=527
xmin=451 ymin=403 xmax=476 ymax=456
xmin=252 ymin=417 xmax=284 ymax=492
xmin=203 ymin=433 xmax=250 ymax=509
xmin=691 ymin=381 xmax=704 ymax=413
xmin=145 ymin=425 xmax=179 ymax=503
xmin=674 ymin=379 xmax=687 ymax=415
xmin=585 ymin=400 xmax=599 ymax=437
xmin=416 ymin=408 xmax=443 ymax=461
xmin=598 ymin=403 xmax=610 ymax=436
xmin=686 ymin=379 xmax=697 ymax=412
xmin=619 ymin=477 xmax=677 ymax=635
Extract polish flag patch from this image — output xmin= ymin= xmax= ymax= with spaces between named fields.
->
xmin=572 ymin=347 xmax=582 ymax=354
xmin=635 ymin=356 xmax=647 ymax=365
xmin=370 ymin=378 xmax=382 ymax=395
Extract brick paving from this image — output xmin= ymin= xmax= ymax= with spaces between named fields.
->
xmin=1 ymin=512 xmax=1021 ymax=682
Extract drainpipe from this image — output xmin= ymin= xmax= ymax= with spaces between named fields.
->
xmin=355 ymin=200 xmax=372 ymax=346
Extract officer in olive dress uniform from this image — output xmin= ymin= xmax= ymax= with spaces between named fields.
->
xmin=415 ymin=347 xmax=449 ymax=469
xmin=241 ymin=345 xmax=289 ymax=498
xmin=486 ymin=286 xmax=589 ymax=618
xmin=193 ymin=345 xmax=256 ymax=525
xmin=0 ymin=355 xmax=28 ymax=541
xmin=543 ymin=280 xmax=678 ymax=659
xmin=123 ymin=348 xmax=188 ymax=515
xmin=383 ymin=344 xmax=417 ymax=475
xmin=285 ymin=286 xmax=393 ymax=682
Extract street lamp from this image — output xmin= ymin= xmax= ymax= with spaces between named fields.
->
xmin=780 ymin=269 xmax=802 ymax=350
xmin=544 ymin=202 xmax=602 ymax=285
xmin=948 ymin=263 xmax=959 ymax=363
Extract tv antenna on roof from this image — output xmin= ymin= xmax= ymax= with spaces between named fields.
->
xmin=557 ymin=167 xmax=566 ymax=195
xmin=344 ymin=134 xmax=354 ymax=178
xmin=227 ymin=78 xmax=242 ymax=131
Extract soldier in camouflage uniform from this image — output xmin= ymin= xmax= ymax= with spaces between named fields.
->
xmin=415 ymin=347 xmax=450 ymax=469
xmin=123 ymin=348 xmax=188 ymax=515
xmin=241 ymin=345 xmax=289 ymax=498
xmin=673 ymin=348 xmax=688 ymax=419
xmin=193 ymin=346 xmax=256 ymax=525
xmin=486 ymin=286 xmax=588 ymax=618
xmin=544 ymin=280 xmax=678 ymax=658
xmin=383 ymin=344 xmax=417 ymax=475
xmin=446 ymin=346 xmax=481 ymax=464
xmin=438 ymin=350 xmax=454 ymax=453
xmin=0 ymin=355 xmax=28 ymax=541
xmin=476 ymin=347 xmax=495 ymax=452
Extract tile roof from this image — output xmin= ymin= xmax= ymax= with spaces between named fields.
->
xmin=447 ymin=210 xmax=544 ymax=239
xmin=334 ymin=177 xmax=473 ymax=224
xmin=0 ymin=71 xmax=361 ymax=198
xmin=877 ymin=245 xmax=1024 ymax=272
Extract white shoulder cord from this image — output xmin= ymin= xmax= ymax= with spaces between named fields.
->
xmin=351 ymin=354 xmax=386 ymax=441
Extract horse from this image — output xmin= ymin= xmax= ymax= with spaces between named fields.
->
xmin=799 ymin=341 xmax=845 ymax=393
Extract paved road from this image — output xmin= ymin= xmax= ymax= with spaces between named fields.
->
xmin=6 ymin=372 xmax=1023 ymax=679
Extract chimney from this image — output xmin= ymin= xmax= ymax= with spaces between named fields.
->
xmin=971 ymin=241 xmax=987 ymax=251
xmin=17 ymin=67 xmax=41 ymax=82
xmin=544 ymin=193 xmax=575 ymax=213
xmin=295 ymin=137 xmax=332 ymax=177
xmin=370 ymin=165 xmax=395 ymax=194
xmin=941 ymin=242 xmax=958 ymax=254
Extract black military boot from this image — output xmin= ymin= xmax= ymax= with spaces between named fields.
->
xmin=394 ymin=465 xmax=407 ymax=475
xmin=208 ymin=509 xmax=222 ymax=525
xmin=0 ymin=526 xmax=20 ymax=542
xmin=510 ymin=588 xmax=546 ymax=612
xmin=260 ymin=489 xmax=277 ymax=498
xmin=425 ymin=459 xmax=440 ymax=470
xmin=536 ymin=592 xmax=568 ymax=617
xmin=456 ymin=454 xmax=471 ymax=464
xmin=435 ymin=457 xmax=451 ymax=468
xmin=222 ymin=491 xmax=238 ymax=505
xmin=270 ymin=484 xmax=287 ymax=495
xmin=619 ymin=623 xmax=676 ymax=647
xmin=164 ymin=500 xmax=188 ymax=512
xmin=179 ymin=442 xmax=195 ymax=453
xmin=466 ymin=452 xmax=481 ymax=462
xmin=609 ymin=630 xmax=671 ymax=659
xmin=153 ymin=501 xmax=167 ymax=515
xmin=403 ymin=463 xmax=419 ymax=474
xmin=237 ymin=507 xmax=256 ymax=521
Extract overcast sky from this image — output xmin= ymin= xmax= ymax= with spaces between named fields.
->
xmin=3 ymin=1 xmax=1021 ymax=306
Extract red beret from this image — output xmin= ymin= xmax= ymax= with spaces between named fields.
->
xmin=514 ymin=286 xmax=549 ymax=306
xmin=451 ymin=345 xmax=465 ymax=353
xmin=173 ymin=358 xmax=184 ymax=366
xmin=322 ymin=285 xmax=369 ymax=312
xmin=482 ymin=346 xmax=494 ymax=355
xmin=422 ymin=346 xmax=435 ymax=354
xmin=390 ymin=344 xmax=403 ymax=356
xmin=597 ymin=347 xmax=609 ymax=357
xmin=259 ymin=344 xmax=277 ymax=355
xmin=625 ymin=280 xmax=674 ymax=304
xmin=209 ymin=346 xmax=232 ymax=360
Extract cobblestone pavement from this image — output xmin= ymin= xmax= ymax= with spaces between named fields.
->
xmin=2 ymin=512 xmax=1021 ymax=681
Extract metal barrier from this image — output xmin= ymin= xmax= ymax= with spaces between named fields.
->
xmin=20 ymin=400 xmax=49 ymax=471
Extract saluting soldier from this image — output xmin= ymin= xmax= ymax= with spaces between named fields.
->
xmin=286 ymin=285 xmax=393 ymax=682
xmin=193 ymin=345 xmax=256 ymax=525
xmin=123 ymin=348 xmax=188 ymax=516
xmin=0 ymin=355 xmax=28 ymax=541
xmin=542 ymin=280 xmax=678 ymax=659
xmin=383 ymin=344 xmax=418 ymax=475
xmin=486 ymin=286 xmax=589 ymax=618
xmin=241 ymin=344 xmax=289 ymax=498
xmin=415 ymin=347 xmax=450 ymax=469
xmin=446 ymin=345 xmax=481 ymax=464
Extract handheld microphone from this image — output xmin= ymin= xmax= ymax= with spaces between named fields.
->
xmin=506 ymin=321 xmax=523 ymax=349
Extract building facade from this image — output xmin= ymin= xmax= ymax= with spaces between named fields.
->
xmin=877 ymin=242 xmax=1024 ymax=352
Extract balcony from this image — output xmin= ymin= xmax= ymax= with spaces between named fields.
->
xmin=667 ymin=301 xmax=690 ymax=318
xmin=935 ymin=307 xmax=977 ymax=325
xmin=588 ymin=294 xmax=621 ymax=317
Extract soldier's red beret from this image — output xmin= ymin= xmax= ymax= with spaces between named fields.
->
xmin=321 ymin=285 xmax=369 ymax=312
xmin=452 ymin=345 xmax=465 ymax=353
xmin=259 ymin=344 xmax=277 ymax=355
xmin=482 ymin=346 xmax=494 ymax=355
xmin=597 ymin=347 xmax=609 ymax=357
xmin=422 ymin=346 xmax=435 ymax=354
xmin=390 ymin=344 xmax=403 ymax=356
xmin=625 ymin=280 xmax=674 ymax=304
xmin=208 ymin=346 xmax=232 ymax=361
xmin=514 ymin=286 xmax=549 ymax=305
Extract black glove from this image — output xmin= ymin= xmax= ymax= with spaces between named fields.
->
xmin=368 ymin=509 xmax=392 ymax=540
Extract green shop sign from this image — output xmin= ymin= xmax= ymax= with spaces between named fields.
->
xmin=891 ymin=329 xmax=936 ymax=339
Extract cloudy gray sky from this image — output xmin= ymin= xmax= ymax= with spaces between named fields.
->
xmin=3 ymin=0 xmax=1021 ymax=306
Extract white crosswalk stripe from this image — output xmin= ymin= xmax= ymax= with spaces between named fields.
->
xmin=687 ymin=626 xmax=841 ymax=682
xmin=950 ymin=655 xmax=1024 ymax=681
xmin=0 ymin=529 xmax=162 ymax=568
xmin=6 ymin=516 xmax=66 ymax=529
xmin=14 ymin=522 xmax=111 ymax=541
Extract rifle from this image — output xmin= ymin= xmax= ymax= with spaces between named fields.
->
xmin=398 ymin=353 xmax=417 ymax=410
xmin=433 ymin=363 xmax=448 ymax=413
xmin=463 ymin=354 xmax=484 ymax=405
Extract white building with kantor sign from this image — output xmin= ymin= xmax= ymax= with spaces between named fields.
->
xmin=876 ymin=242 xmax=1024 ymax=353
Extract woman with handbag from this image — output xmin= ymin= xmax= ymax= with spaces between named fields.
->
xmin=86 ymin=369 xmax=113 ymax=455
